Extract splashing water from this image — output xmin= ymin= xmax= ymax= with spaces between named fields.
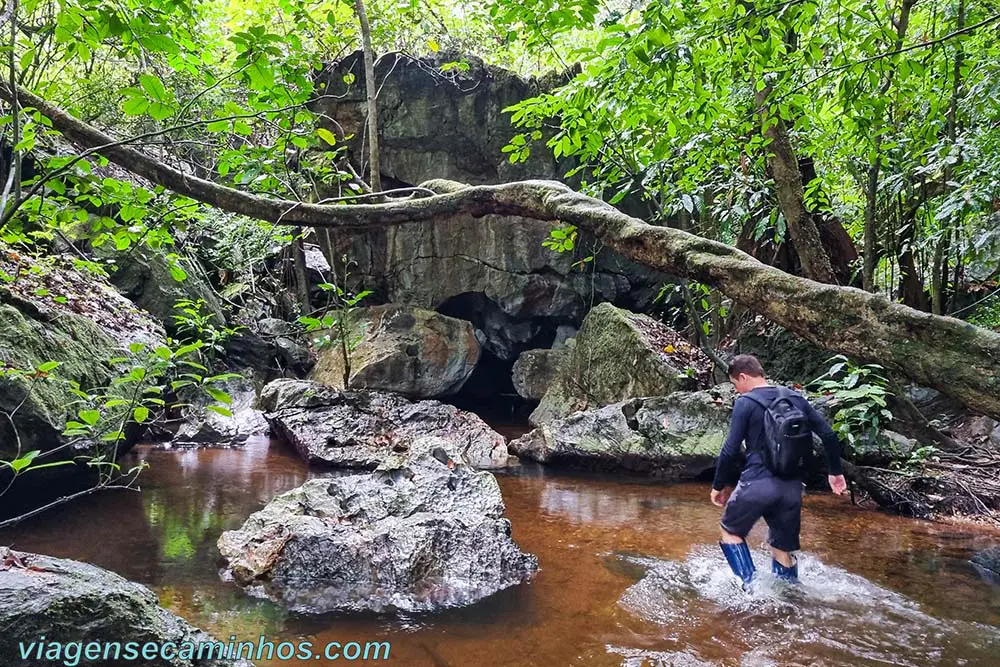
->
xmin=615 ymin=545 xmax=1000 ymax=666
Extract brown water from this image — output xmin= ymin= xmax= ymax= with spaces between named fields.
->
xmin=3 ymin=437 xmax=1000 ymax=666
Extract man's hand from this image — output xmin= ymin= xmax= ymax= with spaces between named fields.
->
xmin=828 ymin=474 xmax=848 ymax=495
xmin=711 ymin=487 xmax=733 ymax=507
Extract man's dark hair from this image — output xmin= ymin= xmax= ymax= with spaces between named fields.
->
xmin=728 ymin=354 xmax=765 ymax=379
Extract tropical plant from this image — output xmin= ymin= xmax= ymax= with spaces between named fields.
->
xmin=809 ymin=354 xmax=894 ymax=452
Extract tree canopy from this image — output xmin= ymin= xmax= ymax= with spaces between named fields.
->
xmin=2 ymin=0 xmax=1000 ymax=414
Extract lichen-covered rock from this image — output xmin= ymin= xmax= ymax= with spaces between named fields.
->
xmin=0 ymin=248 xmax=163 ymax=465
xmin=511 ymin=348 xmax=567 ymax=401
xmin=217 ymin=450 xmax=538 ymax=613
xmin=260 ymin=378 xmax=510 ymax=469
xmin=310 ymin=304 xmax=479 ymax=398
xmin=512 ymin=385 xmax=735 ymax=477
xmin=0 ymin=548 xmax=250 ymax=666
xmin=530 ymin=303 xmax=712 ymax=425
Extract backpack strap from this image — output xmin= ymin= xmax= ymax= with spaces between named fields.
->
xmin=741 ymin=390 xmax=772 ymax=410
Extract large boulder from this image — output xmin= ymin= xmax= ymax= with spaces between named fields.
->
xmin=260 ymin=378 xmax=511 ymax=469
xmin=511 ymin=385 xmax=735 ymax=477
xmin=0 ymin=248 xmax=163 ymax=467
xmin=310 ymin=304 xmax=479 ymax=398
xmin=511 ymin=348 xmax=567 ymax=401
xmin=530 ymin=303 xmax=712 ymax=425
xmin=217 ymin=450 xmax=538 ymax=613
xmin=0 ymin=548 xmax=250 ymax=666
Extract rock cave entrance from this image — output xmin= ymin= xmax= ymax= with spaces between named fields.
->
xmin=436 ymin=292 xmax=563 ymax=431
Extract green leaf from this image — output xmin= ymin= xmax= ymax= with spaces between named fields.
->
xmin=316 ymin=128 xmax=337 ymax=146
xmin=133 ymin=406 xmax=150 ymax=423
xmin=206 ymin=387 xmax=232 ymax=405
xmin=173 ymin=342 xmax=203 ymax=358
xmin=8 ymin=450 xmax=40 ymax=473
xmin=206 ymin=405 xmax=233 ymax=417
xmin=37 ymin=361 xmax=60 ymax=373
xmin=79 ymin=409 xmax=100 ymax=426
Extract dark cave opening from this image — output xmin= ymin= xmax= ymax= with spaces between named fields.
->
xmin=436 ymin=292 xmax=563 ymax=433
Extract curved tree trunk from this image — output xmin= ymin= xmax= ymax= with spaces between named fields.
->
xmin=3 ymin=82 xmax=1000 ymax=419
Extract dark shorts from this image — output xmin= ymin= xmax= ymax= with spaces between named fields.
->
xmin=720 ymin=476 xmax=803 ymax=552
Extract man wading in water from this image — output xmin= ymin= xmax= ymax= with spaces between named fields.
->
xmin=711 ymin=354 xmax=848 ymax=586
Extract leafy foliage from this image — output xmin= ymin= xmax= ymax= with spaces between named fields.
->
xmin=809 ymin=355 xmax=893 ymax=452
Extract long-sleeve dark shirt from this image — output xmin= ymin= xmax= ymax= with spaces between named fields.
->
xmin=712 ymin=386 xmax=844 ymax=491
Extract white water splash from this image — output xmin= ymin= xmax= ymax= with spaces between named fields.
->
xmin=614 ymin=545 xmax=1000 ymax=667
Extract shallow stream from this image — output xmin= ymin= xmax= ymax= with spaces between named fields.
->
xmin=3 ymin=436 xmax=999 ymax=666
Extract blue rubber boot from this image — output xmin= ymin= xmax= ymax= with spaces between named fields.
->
xmin=771 ymin=557 xmax=799 ymax=583
xmin=720 ymin=541 xmax=756 ymax=588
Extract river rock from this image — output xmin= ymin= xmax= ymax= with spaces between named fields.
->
xmin=260 ymin=378 xmax=510 ymax=469
xmin=511 ymin=348 xmax=567 ymax=401
xmin=172 ymin=374 xmax=268 ymax=447
xmin=0 ymin=248 xmax=163 ymax=468
xmin=309 ymin=304 xmax=479 ymax=398
xmin=217 ymin=449 xmax=538 ymax=613
xmin=511 ymin=385 xmax=735 ymax=477
xmin=0 ymin=548 xmax=250 ymax=666
xmin=530 ymin=303 xmax=712 ymax=425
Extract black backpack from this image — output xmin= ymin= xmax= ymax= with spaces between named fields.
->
xmin=743 ymin=387 xmax=814 ymax=478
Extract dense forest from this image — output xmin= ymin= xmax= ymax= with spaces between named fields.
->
xmin=1 ymin=0 xmax=1000 ymax=665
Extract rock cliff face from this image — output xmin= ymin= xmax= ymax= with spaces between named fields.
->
xmin=313 ymin=53 xmax=673 ymax=371
xmin=316 ymin=51 xmax=567 ymax=186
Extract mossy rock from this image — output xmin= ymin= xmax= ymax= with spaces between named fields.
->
xmin=530 ymin=303 xmax=711 ymax=425
xmin=0 ymin=248 xmax=163 ymax=464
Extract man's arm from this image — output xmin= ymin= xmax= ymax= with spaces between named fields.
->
xmin=804 ymin=401 xmax=848 ymax=493
xmin=712 ymin=397 xmax=750 ymax=492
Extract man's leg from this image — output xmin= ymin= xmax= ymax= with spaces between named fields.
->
xmin=762 ymin=479 xmax=803 ymax=582
xmin=719 ymin=482 xmax=762 ymax=586
xmin=771 ymin=547 xmax=795 ymax=568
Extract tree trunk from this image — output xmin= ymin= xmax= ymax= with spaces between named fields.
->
xmin=754 ymin=86 xmax=837 ymax=285
xmin=861 ymin=0 xmax=917 ymax=293
xmin=5 ymin=82 xmax=1000 ymax=419
xmin=354 ymin=0 xmax=381 ymax=193
xmin=862 ymin=154 xmax=880 ymax=292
